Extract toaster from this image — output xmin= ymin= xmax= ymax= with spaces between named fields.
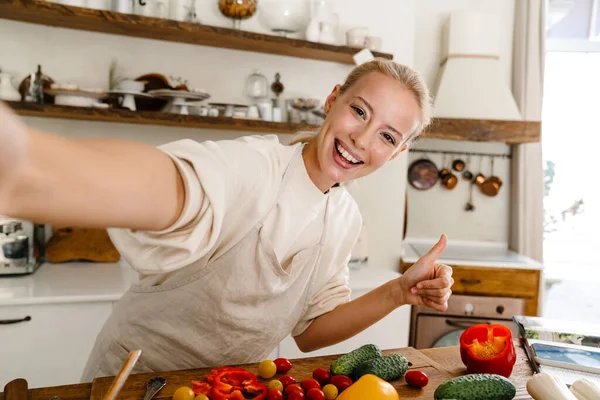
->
xmin=0 ymin=217 xmax=44 ymax=276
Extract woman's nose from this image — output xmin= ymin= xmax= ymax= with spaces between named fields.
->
xmin=350 ymin=129 xmax=372 ymax=150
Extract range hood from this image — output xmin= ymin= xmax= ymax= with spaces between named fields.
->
xmin=432 ymin=11 xmax=522 ymax=121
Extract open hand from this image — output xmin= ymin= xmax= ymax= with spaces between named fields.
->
xmin=398 ymin=234 xmax=453 ymax=312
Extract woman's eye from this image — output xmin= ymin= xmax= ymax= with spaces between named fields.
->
xmin=352 ymin=106 xmax=365 ymax=119
xmin=383 ymin=133 xmax=396 ymax=145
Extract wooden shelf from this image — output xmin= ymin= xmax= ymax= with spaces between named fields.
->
xmin=422 ymin=117 xmax=541 ymax=144
xmin=8 ymin=102 xmax=541 ymax=144
xmin=0 ymin=0 xmax=393 ymax=65
xmin=8 ymin=101 xmax=317 ymax=134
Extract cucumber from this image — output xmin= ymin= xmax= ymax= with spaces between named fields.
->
xmin=330 ymin=344 xmax=382 ymax=376
xmin=352 ymin=354 xmax=409 ymax=381
xmin=434 ymin=374 xmax=516 ymax=400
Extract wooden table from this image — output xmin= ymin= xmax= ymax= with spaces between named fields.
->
xmin=1 ymin=343 xmax=534 ymax=400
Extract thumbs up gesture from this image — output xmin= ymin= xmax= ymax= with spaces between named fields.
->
xmin=398 ymin=234 xmax=454 ymax=312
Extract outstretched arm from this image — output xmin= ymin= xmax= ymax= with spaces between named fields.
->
xmin=0 ymin=102 xmax=185 ymax=231
xmin=294 ymin=235 xmax=452 ymax=352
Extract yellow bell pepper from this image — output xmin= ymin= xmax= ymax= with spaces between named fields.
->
xmin=337 ymin=374 xmax=399 ymax=400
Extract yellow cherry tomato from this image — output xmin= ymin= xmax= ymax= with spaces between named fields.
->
xmin=194 ymin=396 xmax=209 ymax=400
xmin=172 ymin=387 xmax=195 ymax=400
xmin=323 ymin=384 xmax=339 ymax=400
xmin=258 ymin=359 xmax=277 ymax=379
xmin=268 ymin=379 xmax=284 ymax=391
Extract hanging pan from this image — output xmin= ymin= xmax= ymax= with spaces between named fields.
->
xmin=408 ymin=157 xmax=439 ymax=190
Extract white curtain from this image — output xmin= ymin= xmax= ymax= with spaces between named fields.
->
xmin=510 ymin=0 xmax=545 ymax=263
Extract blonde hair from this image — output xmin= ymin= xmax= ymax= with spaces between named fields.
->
xmin=290 ymin=58 xmax=432 ymax=145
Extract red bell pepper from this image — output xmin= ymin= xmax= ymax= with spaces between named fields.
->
xmin=459 ymin=324 xmax=517 ymax=378
xmin=210 ymin=369 xmax=267 ymax=400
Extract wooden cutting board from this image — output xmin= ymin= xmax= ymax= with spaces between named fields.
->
xmin=89 ymin=347 xmax=455 ymax=400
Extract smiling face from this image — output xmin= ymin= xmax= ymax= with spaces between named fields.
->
xmin=303 ymin=71 xmax=423 ymax=192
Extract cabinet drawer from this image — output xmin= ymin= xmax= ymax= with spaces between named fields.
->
xmin=451 ymin=266 xmax=540 ymax=298
xmin=0 ymin=302 xmax=113 ymax=388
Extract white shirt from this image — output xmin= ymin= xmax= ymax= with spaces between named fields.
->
xmin=108 ymin=134 xmax=363 ymax=335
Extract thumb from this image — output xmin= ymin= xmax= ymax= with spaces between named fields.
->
xmin=421 ymin=234 xmax=447 ymax=262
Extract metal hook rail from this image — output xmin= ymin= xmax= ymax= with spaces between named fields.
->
xmin=409 ymin=149 xmax=512 ymax=159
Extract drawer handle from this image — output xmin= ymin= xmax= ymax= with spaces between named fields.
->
xmin=446 ymin=319 xmax=491 ymax=329
xmin=0 ymin=316 xmax=32 ymax=325
xmin=460 ymin=278 xmax=482 ymax=285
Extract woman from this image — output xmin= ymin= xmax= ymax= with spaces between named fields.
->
xmin=0 ymin=58 xmax=453 ymax=381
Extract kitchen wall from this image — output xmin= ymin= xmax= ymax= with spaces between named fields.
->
xmin=0 ymin=0 xmax=416 ymax=272
xmin=404 ymin=0 xmax=516 ymax=243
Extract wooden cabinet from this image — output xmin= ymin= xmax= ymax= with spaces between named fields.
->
xmin=0 ymin=302 xmax=113 ymax=388
xmin=400 ymin=261 xmax=541 ymax=316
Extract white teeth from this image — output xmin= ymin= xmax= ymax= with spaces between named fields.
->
xmin=336 ymin=141 xmax=360 ymax=164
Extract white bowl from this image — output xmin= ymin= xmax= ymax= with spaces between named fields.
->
xmin=54 ymin=94 xmax=98 ymax=107
xmin=258 ymin=0 xmax=310 ymax=35
xmin=117 ymin=80 xmax=145 ymax=92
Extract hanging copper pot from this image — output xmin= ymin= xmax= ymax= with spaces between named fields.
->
xmin=442 ymin=173 xmax=458 ymax=189
xmin=452 ymin=158 xmax=466 ymax=172
xmin=439 ymin=154 xmax=458 ymax=190
xmin=474 ymin=173 xmax=486 ymax=186
xmin=480 ymin=157 xmax=503 ymax=197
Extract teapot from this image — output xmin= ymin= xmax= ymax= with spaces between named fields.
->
xmin=0 ymin=69 xmax=21 ymax=102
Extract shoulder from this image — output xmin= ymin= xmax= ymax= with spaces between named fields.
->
xmin=158 ymin=134 xmax=299 ymax=175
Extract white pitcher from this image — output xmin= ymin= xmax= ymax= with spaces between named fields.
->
xmin=0 ymin=71 xmax=21 ymax=102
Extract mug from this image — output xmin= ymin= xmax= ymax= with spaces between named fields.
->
xmin=169 ymin=0 xmax=190 ymax=21
xmin=364 ymin=36 xmax=382 ymax=51
xmin=113 ymin=0 xmax=134 ymax=13
xmin=247 ymin=105 xmax=259 ymax=119
xmin=86 ymin=0 xmax=109 ymax=10
xmin=135 ymin=0 xmax=168 ymax=18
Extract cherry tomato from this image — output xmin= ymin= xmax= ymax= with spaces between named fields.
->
xmin=288 ymin=392 xmax=305 ymax=400
xmin=266 ymin=388 xmax=283 ymax=400
xmin=322 ymin=384 xmax=338 ymax=400
xmin=279 ymin=375 xmax=297 ymax=388
xmin=267 ymin=380 xmax=284 ymax=391
xmin=258 ymin=359 xmax=277 ymax=379
xmin=285 ymin=384 xmax=304 ymax=396
xmin=312 ymin=368 xmax=331 ymax=386
xmin=274 ymin=357 xmax=293 ymax=373
xmin=404 ymin=370 xmax=429 ymax=388
xmin=194 ymin=396 xmax=208 ymax=400
xmin=306 ymin=388 xmax=326 ymax=400
xmin=172 ymin=387 xmax=195 ymax=400
xmin=301 ymin=378 xmax=321 ymax=392
xmin=329 ymin=375 xmax=352 ymax=393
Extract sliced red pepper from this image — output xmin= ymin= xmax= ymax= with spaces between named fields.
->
xmin=191 ymin=380 xmax=211 ymax=396
xmin=210 ymin=369 xmax=267 ymax=400
xmin=207 ymin=367 xmax=247 ymax=384
xmin=459 ymin=323 xmax=517 ymax=378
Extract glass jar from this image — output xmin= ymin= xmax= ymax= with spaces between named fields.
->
xmin=218 ymin=0 xmax=257 ymax=29
xmin=244 ymin=70 xmax=268 ymax=103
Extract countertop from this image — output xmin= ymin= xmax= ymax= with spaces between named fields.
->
xmin=0 ymin=262 xmax=400 ymax=307
xmin=402 ymin=237 xmax=543 ymax=270
xmin=0 ymin=344 xmax=534 ymax=399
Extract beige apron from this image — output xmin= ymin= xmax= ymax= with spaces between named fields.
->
xmin=81 ymin=148 xmax=330 ymax=381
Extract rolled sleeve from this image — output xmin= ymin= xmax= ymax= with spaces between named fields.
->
xmin=108 ymin=139 xmax=227 ymax=274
